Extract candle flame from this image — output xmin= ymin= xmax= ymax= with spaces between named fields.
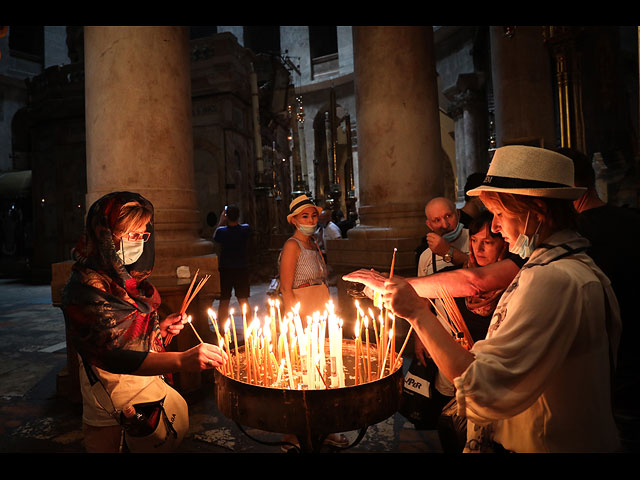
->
xmin=207 ymin=308 xmax=216 ymax=319
xmin=187 ymin=315 xmax=193 ymax=324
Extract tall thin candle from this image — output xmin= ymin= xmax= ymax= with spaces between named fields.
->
xmin=364 ymin=316 xmax=371 ymax=382
xmin=379 ymin=329 xmax=393 ymax=379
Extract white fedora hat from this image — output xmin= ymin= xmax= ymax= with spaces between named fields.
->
xmin=467 ymin=145 xmax=586 ymax=200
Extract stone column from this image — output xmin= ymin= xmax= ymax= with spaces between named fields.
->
xmin=445 ymin=73 xmax=489 ymax=202
xmin=83 ymin=26 xmax=218 ymax=391
xmin=490 ymin=26 xmax=556 ymax=148
xmin=329 ymin=26 xmax=443 ymax=335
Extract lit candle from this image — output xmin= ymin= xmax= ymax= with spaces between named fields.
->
xmin=262 ymin=336 xmax=267 ymax=386
xmin=207 ymin=309 xmax=221 ymax=346
xmin=229 ymin=309 xmax=240 ymax=379
xmin=364 ymin=316 xmax=371 ymax=382
xmin=276 ymin=358 xmax=285 ymax=386
xmin=393 ymin=325 xmax=414 ymax=371
xmin=242 ymin=304 xmax=250 ymax=384
xmin=224 ymin=319 xmax=233 ymax=378
xmin=219 ymin=338 xmax=227 ymax=375
xmin=282 ymin=322 xmax=295 ymax=389
xmin=354 ymin=320 xmax=360 ymax=385
xmin=275 ymin=298 xmax=282 ymax=325
xmin=389 ymin=312 xmax=396 ymax=368
xmin=380 ymin=329 xmax=393 ymax=379
xmin=187 ymin=315 xmax=204 ymax=344
xmin=378 ymin=313 xmax=385 ymax=367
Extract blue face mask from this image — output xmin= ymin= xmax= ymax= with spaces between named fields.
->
xmin=442 ymin=221 xmax=463 ymax=242
xmin=509 ymin=213 xmax=541 ymax=259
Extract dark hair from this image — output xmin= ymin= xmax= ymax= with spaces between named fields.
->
xmin=226 ymin=204 xmax=240 ymax=222
xmin=555 ymin=147 xmax=594 ymax=188
xmin=468 ymin=209 xmax=501 ymax=238
xmin=464 ymin=172 xmax=487 ymax=201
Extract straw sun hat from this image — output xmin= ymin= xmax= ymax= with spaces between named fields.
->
xmin=467 ymin=145 xmax=586 ymax=200
xmin=287 ymin=194 xmax=322 ymax=224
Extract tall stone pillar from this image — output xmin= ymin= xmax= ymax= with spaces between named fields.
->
xmin=445 ymin=73 xmax=489 ymax=202
xmin=329 ymin=26 xmax=443 ymax=334
xmin=83 ymin=26 xmax=218 ymax=391
xmin=490 ymin=26 xmax=556 ymax=148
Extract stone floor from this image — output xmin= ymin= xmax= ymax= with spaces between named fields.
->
xmin=0 ymin=277 xmax=443 ymax=455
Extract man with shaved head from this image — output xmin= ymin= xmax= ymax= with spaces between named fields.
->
xmin=417 ymin=197 xmax=469 ymax=277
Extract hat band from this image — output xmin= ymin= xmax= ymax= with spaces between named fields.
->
xmin=483 ymin=175 xmax=570 ymax=190
xmin=289 ymin=198 xmax=316 ymax=214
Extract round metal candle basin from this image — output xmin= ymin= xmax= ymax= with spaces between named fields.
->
xmin=214 ymin=339 xmax=403 ymax=452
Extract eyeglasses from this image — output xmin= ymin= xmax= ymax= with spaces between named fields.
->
xmin=122 ymin=231 xmax=151 ymax=242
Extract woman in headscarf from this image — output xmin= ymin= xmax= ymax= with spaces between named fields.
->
xmin=382 ymin=146 xmax=621 ymax=453
xmin=62 ymin=191 xmax=226 ymax=452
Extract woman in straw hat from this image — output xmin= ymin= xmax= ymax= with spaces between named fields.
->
xmin=381 ymin=146 xmax=622 ymax=453
xmin=278 ymin=194 xmax=348 ymax=450
xmin=280 ymin=194 xmax=330 ymax=318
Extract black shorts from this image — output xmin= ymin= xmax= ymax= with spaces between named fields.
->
xmin=219 ymin=267 xmax=250 ymax=300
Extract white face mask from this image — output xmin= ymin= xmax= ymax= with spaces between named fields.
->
xmin=116 ymin=238 xmax=145 ymax=265
xmin=296 ymin=222 xmax=317 ymax=236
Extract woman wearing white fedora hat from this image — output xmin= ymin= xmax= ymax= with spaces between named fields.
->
xmin=381 ymin=146 xmax=622 ymax=453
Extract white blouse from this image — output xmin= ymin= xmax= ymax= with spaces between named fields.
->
xmin=454 ymin=230 xmax=621 ymax=453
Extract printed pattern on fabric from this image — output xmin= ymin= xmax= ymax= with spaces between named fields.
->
xmin=62 ymin=192 xmax=164 ymax=375
xmin=291 ymin=237 xmax=327 ymax=288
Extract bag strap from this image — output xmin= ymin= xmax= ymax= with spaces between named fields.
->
xmin=80 ymin=355 xmax=120 ymax=422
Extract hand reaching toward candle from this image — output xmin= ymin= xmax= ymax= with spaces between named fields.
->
xmin=342 ymin=268 xmax=389 ymax=294
xmin=159 ymin=312 xmax=187 ymax=339
xmin=382 ymin=276 xmax=429 ymax=321
xmin=181 ymin=343 xmax=228 ymax=371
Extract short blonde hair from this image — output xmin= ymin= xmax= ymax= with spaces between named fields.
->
xmin=113 ymin=201 xmax=153 ymax=234
xmin=480 ymin=191 xmax=576 ymax=232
